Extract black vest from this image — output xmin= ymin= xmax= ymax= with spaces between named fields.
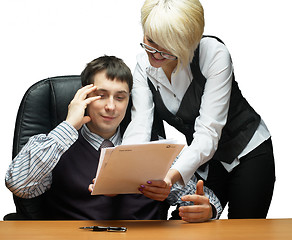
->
xmin=44 ymin=131 xmax=168 ymax=220
xmin=149 ymin=36 xmax=261 ymax=164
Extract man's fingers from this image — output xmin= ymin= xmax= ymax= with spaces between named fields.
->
xmin=88 ymin=184 xmax=94 ymax=192
xmin=75 ymin=84 xmax=97 ymax=98
xmin=181 ymin=194 xmax=199 ymax=203
xmin=195 ymin=180 xmax=204 ymax=195
xmin=179 ymin=205 xmax=212 ymax=223
xmin=181 ymin=194 xmax=208 ymax=205
xmin=85 ymin=96 xmax=101 ymax=105
xmin=179 ymin=205 xmax=207 ymax=213
xmin=88 ymin=178 xmax=96 ymax=193
xmin=81 ymin=116 xmax=91 ymax=126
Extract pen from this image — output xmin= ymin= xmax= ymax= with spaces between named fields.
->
xmin=80 ymin=226 xmax=127 ymax=232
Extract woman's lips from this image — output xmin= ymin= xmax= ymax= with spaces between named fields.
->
xmin=151 ymin=54 xmax=165 ymax=62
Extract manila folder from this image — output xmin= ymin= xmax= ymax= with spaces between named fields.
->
xmin=91 ymin=143 xmax=184 ymax=195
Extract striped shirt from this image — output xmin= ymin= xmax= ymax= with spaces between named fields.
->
xmin=5 ymin=121 xmax=120 ymax=199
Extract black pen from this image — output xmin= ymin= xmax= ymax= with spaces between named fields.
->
xmin=80 ymin=226 xmax=127 ymax=232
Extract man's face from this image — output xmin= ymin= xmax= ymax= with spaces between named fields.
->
xmin=86 ymin=70 xmax=130 ymax=139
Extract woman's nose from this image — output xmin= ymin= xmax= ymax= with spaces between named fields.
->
xmin=153 ymin=51 xmax=164 ymax=60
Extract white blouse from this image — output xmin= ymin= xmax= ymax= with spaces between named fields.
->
xmin=122 ymin=37 xmax=270 ymax=184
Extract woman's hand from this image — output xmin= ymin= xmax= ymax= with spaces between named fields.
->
xmin=179 ymin=180 xmax=213 ymax=223
xmin=138 ymin=169 xmax=182 ymax=201
xmin=138 ymin=179 xmax=172 ymax=201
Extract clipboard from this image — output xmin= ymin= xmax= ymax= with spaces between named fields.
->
xmin=91 ymin=142 xmax=184 ymax=195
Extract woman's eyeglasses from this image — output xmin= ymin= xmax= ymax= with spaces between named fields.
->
xmin=140 ymin=43 xmax=177 ymax=60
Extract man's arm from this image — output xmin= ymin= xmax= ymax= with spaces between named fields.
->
xmin=5 ymin=122 xmax=78 ymax=198
xmin=168 ymin=178 xmax=223 ymax=222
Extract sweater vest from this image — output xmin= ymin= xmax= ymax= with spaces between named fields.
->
xmin=148 ymin=36 xmax=261 ymax=164
xmin=44 ymin=132 xmax=168 ymax=220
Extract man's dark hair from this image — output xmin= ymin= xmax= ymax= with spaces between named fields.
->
xmin=81 ymin=55 xmax=133 ymax=91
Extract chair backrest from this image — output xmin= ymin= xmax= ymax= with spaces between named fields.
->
xmin=9 ymin=75 xmax=82 ymax=220
xmin=12 ymin=75 xmax=82 ymax=158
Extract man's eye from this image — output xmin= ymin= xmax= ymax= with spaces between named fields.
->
xmin=98 ymin=94 xmax=105 ymax=98
xmin=116 ymin=96 xmax=126 ymax=101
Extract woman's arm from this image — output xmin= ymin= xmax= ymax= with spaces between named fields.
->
xmin=172 ymin=39 xmax=233 ymax=185
xmin=122 ymin=53 xmax=154 ymax=144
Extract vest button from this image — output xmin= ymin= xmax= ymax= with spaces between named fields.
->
xmin=174 ymin=117 xmax=182 ymax=124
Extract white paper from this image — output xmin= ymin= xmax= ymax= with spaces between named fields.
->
xmin=91 ymin=142 xmax=185 ymax=195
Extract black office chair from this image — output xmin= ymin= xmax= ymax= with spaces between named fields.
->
xmin=4 ymin=75 xmax=133 ymax=220
xmin=3 ymin=75 xmax=82 ymax=220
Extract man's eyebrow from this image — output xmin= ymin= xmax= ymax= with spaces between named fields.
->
xmin=96 ymin=89 xmax=129 ymax=94
xmin=116 ymin=90 xmax=129 ymax=94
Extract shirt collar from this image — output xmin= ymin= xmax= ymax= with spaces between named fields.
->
xmin=81 ymin=124 xmax=121 ymax=151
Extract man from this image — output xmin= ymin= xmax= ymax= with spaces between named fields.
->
xmin=6 ymin=55 xmax=220 ymax=221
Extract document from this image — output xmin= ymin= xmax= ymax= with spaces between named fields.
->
xmin=91 ymin=141 xmax=185 ymax=195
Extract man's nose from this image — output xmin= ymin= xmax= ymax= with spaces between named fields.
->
xmin=105 ymin=97 xmax=115 ymax=111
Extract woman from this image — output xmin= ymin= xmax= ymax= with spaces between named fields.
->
xmin=122 ymin=0 xmax=275 ymax=218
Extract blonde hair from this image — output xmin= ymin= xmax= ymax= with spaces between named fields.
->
xmin=141 ymin=0 xmax=204 ymax=68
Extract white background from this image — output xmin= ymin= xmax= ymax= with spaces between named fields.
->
xmin=0 ymin=0 xmax=291 ymax=220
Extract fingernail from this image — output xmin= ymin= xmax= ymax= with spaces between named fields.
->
xmin=138 ymin=188 xmax=143 ymax=192
xmin=147 ymin=181 xmax=152 ymax=184
xmin=141 ymin=185 xmax=145 ymax=188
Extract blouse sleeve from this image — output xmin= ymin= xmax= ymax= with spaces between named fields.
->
xmin=122 ymin=53 xmax=155 ymax=144
xmin=172 ymin=39 xmax=233 ymax=185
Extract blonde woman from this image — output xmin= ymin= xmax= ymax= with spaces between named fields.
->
xmin=123 ymin=0 xmax=275 ymax=219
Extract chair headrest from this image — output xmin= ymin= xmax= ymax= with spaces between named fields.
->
xmin=13 ymin=76 xmax=81 ymax=158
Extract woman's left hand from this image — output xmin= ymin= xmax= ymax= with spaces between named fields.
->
xmin=139 ymin=169 xmax=183 ymax=201
xmin=138 ymin=179 xmax=172 ymax=201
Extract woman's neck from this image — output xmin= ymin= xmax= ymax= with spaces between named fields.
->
xmin=162 ymin=60 xmax=178 ymax=83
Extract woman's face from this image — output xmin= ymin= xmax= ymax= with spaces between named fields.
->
xmin=143 ymin=36 xmax=177 ymax=69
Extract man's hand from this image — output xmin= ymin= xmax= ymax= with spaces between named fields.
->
xmin=179 ymin=180 xmax=213 ymax=223
xmin=88 ymin=178 xmax=117 ymax=197
xmin=88 ymin=178 xmax=95 ymax=193
xmin=66 ymin=84 xmax=100 ymax=130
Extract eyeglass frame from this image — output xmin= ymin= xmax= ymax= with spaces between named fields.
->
xmin=140 ymin=43 xmax=177 ymax=60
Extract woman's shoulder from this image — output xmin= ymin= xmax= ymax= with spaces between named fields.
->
xmin=198 ymin=36 xmax=232 ymax=73
xmin=199 ymin=36 xmax=230 ymax=56
xmin=136 ymin=51 xmax=150 ymax=67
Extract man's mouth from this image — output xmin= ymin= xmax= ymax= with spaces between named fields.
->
xmin=102 ymin=115 xmax=115 ymax=121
